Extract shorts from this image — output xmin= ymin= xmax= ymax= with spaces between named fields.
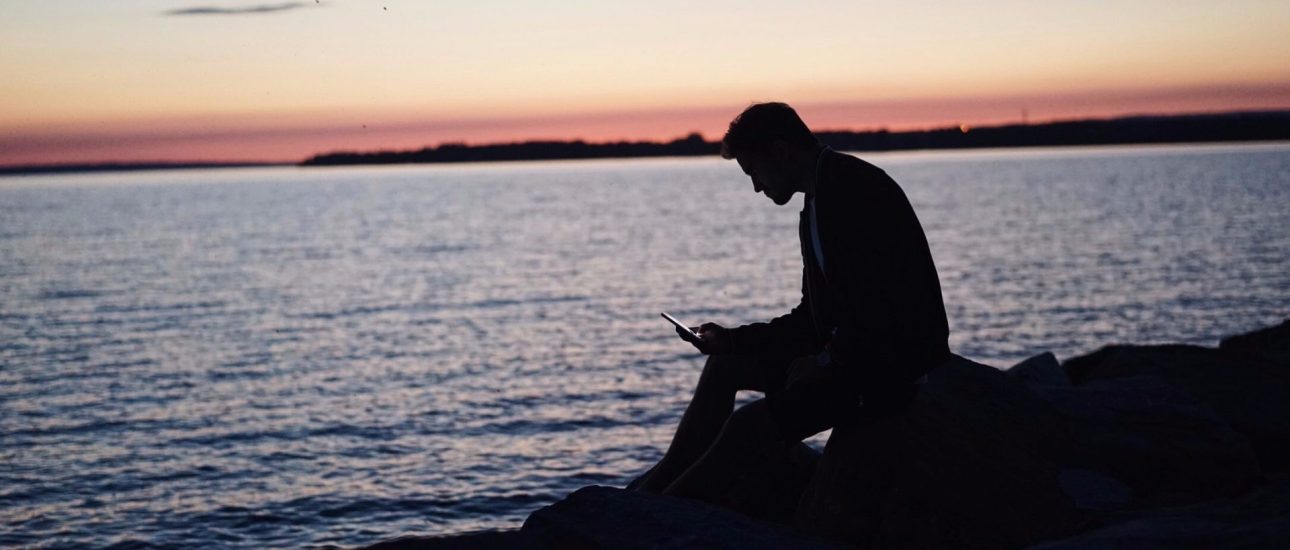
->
xmin=739 ymin=350 xmax=924 ymax=442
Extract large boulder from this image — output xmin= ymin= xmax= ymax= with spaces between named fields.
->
xmin=1007 ymin=352 xmax=1070 ymax=387
xmin=794 ymin=355 xmax=1086 ymax=548
xmin=624 ymin=442 xmax=822 ymax=524
xmin=917 ymin=354 xmax=1074 ymax=459
xmin=1219 ymin=318 xmax=1290 ymax=368
xmin=1032 ymin=376 xmax=1261 ymax=505
xmin=1063 ymin=343 xmax=1290 ymax=473
xmin=1031 ymin=476 xmax=1290 ymax=549
xmin=711 ymin=442 xmax=823 ymax=523
xmin=520 ymin=486 xmax=849 ymax=549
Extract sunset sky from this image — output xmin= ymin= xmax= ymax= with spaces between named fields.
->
xmin=2 ymin=0 xmax=1289 ymax=166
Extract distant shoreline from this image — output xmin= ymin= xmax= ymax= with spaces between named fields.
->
xmin=302 ymin=110 xmax=1290 ymax=167
xmin=3 ymin=110 xmax=1288 ymax=175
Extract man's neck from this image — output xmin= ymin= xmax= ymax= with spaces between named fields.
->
xmin=800 ymin=144 xmax=829 ymax=196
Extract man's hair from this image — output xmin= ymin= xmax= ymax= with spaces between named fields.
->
xmin=720 ymin=102 xmax=820 ymax=159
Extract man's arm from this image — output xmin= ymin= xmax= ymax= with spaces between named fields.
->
xmin=725 ymin=267 xmax=818 ymax=356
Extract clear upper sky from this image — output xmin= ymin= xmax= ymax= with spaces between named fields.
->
xmin=2 ymin=0 xmax=1289 ymax=165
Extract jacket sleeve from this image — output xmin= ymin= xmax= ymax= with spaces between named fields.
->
xmin=727 ymin=267 xmax=818 ymax=357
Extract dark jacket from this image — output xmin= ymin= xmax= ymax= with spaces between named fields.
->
xmin=729 ymin=150 xmax=950 ymax=396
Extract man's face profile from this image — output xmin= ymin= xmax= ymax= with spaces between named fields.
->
xmin=737 ymin=153 xmax=795 ymax=206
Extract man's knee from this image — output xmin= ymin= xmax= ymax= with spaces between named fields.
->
xmin=715 ymin=400 xmax=783 ymax=453
xmin=725 ymin=401 xmax=770 ymax=434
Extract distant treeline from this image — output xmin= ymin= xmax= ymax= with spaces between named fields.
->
xmin=816 ymin=110 xmax=1290 ymax=152
xmin=302 ymin=110 xmax=1290 ymax=166
xmin=303 ymin=133 xmax=718 ymax=166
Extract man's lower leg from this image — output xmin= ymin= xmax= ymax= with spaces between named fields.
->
xmin=633 ymin=355 xmax=741 ymax=492
xmin=663 ymin=399 xmax=789 ymax=501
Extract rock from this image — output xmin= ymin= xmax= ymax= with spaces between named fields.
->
xmin=1057 ymin=469 xmax=1134 ymax=511
xmin=1007 ymin=351 xmax=1070 ymax=387
xmin=1220 ymin=318 xmax=1290 ymax=368
xmin=1031 ymin=476 xmax=1290 ymax=549
xmin=714 ymin=442 xmax=822 ymax=523
xmin=916 ymin=354 xmax=1073 ymax=458
xmin=1063 ymin=343 xmax=1290 ymax=473
xmin=1033 ymin=376 xmax=1261 ymax=505
xmin=520 ymin=486 xmax=849 ymax=549
xmin=794 ymin=355 xmax=1086 ymax=548
xmin=624 ymin=442 xmax=821 ymax=524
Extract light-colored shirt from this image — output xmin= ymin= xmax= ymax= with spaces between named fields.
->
xmin=808 ymin=196 xmax=825 ymax=275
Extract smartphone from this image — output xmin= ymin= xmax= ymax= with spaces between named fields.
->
xmin=661 ymin=312 xmax=703 ymax=344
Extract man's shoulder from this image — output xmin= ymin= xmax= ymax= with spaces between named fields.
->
xmin=832 ymin=150 xmax=885 ymax=174
xmin=825 ymin=150 xmax=900 ymax=197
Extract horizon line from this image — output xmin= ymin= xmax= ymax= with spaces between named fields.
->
xmin=3 ymin=107 xmax=1288 ymax=173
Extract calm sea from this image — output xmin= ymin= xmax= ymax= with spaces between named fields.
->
xmin=3 ymin=143 xmax=1288 ymax=548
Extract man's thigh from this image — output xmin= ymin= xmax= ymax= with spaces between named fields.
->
xmin=718 ymin=351 xmax=794 ymax=394
xmin=765 ymin=372 xmax=862 ymax=442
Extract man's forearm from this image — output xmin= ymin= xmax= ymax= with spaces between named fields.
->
xmin=729 ymin=305 xmax=815 ymax=355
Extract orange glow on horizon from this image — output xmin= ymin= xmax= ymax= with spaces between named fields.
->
xmin=3 ymin=82 xmax=1289 ymax=167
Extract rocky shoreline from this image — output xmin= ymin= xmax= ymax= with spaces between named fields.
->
xmin=358 ymin=319 xmax=1290 ymax=549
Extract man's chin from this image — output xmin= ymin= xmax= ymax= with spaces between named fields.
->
xmin=771 ymin=195 xmax=791 ymax=206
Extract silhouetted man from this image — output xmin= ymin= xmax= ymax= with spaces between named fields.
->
xmin=631 ymin=102 xmax=951 ymax=505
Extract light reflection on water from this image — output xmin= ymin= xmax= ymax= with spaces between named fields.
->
xmin=2 ymin=143 xmax=1288 ymax=547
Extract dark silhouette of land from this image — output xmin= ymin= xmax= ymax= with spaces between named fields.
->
xmin=305 ymin=132 xmax=717 ymax=166
xmin=302 ymin=110 xmax=1290 ymax=167
xmin=3 ymin=110 xmax=1287 ymax=175
xmin=815 ymin=110 xmax=1290 ymax=153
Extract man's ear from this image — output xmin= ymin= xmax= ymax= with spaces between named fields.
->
xmin=769 ymin=140 xmax=791 ymax=164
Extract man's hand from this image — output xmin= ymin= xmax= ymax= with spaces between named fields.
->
xmin=681 ymin=322 xmax=733 ymax=355
xmin=785 ymin=354 xmax=827 ymax=389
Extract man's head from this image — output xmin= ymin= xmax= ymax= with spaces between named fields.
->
xmin=721 ymin=102 xmax=821 ymax=205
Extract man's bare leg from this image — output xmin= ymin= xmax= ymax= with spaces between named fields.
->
xmin=661 ymin=398 xmax=789 ymax=501
xmin=633 ymin=354 xmax=760 ymax=493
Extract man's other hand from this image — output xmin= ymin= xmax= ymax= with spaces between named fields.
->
xmin=683 ymin=322 xmax=733 ymax=355
xmin=786 ymin=355 xmax=827 ymax=389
